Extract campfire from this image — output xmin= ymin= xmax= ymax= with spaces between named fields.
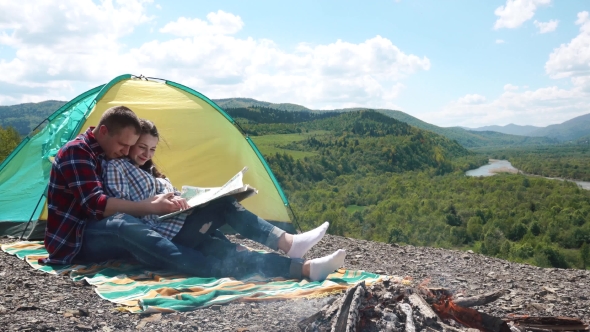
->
xmin=298 ymin=278 xmax=589 ymax=332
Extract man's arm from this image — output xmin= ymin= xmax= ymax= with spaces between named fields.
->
xmin=104 ymin=194 xmax=180 ymax=218
xmin=57 ymin=147 xmax=109 ymax=220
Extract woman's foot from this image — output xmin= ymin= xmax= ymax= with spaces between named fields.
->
xmin=303 ymin=249 xmax=346 ymax=281
xmin=285 ymin=222 xmax=329 ymax=259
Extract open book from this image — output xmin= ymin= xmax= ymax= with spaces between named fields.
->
xmin=157 ymin=167 xmax=258 ymax=221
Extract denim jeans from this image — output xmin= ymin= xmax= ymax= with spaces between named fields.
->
xmin=171 ymin=196 xmax=302 ymax=279
xmin=77 ymin=197 xmax=302 ymax=279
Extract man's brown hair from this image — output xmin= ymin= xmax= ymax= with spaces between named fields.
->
xmin=97 ymin=106 xmax=141 ymax=135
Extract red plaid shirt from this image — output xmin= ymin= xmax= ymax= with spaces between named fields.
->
xmin=40 ymin=127 xmax=108 ymax=265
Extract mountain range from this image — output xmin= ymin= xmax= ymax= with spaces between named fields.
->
xmin=466 ymin=113 xmax=590 ymax=142
xmin=465 ymin=124 xmax=541 ymax=136
xmin=1 ymin=98 xmax=587 ymax=148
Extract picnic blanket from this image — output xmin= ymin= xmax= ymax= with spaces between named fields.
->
xmin=1 ymin=241 xmax=385 ymax=313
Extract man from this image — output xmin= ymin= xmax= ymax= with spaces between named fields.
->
xmin=42 ymin=106 xmax=181 ymax=265
xmin=42 ymin=105 xmax=344 ymax=280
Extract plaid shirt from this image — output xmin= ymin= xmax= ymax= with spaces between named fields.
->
xmin=102 ymin=158 xmax=188 ymax=240
xmin=41 ymin=128 xmax=108 ymax=265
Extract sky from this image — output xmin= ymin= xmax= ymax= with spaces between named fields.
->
xmin=0 ymin=0 xmax=589 ymax=128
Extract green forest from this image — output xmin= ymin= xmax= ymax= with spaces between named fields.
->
xmin=225 ymin=106 xmax=590 ymax=270
xmin=0 ymin=126 xmax=20 ymax=164
xmin=1 ymin=104 xmax=589 ymax=270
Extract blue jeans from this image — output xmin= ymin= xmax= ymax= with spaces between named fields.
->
xmin=77 ymin=197 xmax=303 ymax=279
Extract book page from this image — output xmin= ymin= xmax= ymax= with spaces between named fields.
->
xmin=157 ymin=167 xmax=256 ymax=221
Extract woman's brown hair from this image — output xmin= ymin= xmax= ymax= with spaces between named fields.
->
xmin=137 ymin=119 xmax=166 ymax=178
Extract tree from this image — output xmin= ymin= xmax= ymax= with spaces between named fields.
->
xmin=0 ymin=126 xmax=21 ymax=163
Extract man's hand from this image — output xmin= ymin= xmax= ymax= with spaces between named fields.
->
xmin=148 ymin=193 xmax=182 ymax=215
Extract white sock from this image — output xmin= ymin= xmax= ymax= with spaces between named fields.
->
xmin=286 ymin=221 xmax=329 ymax=259
xmin=309 ymin=249 xmax=347 ymax=281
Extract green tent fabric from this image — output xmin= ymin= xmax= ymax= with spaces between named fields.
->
xmin=0 ymin=74 xmax=296 ymax=239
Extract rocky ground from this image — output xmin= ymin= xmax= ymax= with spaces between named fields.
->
xmin=0 ymin=234 xmax=588 ymax=331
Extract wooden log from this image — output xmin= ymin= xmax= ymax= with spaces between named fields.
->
xmin=408 ymin=293 xmax=440 ymax=327
xmin=331 ymin=281 xmax=365 ymax=332
xmin=506 ymin=316 xmax=589 ymax=331
xmin=399 ymin=303 xmax=416 ymax=332
xmin=453 ymin=290 xmax=508 ymax=308
xmin=345 ymin=283 xmax=366 ymax=332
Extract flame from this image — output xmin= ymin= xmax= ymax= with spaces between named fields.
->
xmin=432 ymin=295 xmax=486 ymax=331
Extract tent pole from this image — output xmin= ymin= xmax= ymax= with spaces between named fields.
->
xmin=287 ymin=205 xmax=303 ymax=234
xmin=19 ymin=187 xmax=46 ymax=240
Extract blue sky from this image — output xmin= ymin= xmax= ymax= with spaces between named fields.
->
xmin=0 ymin=0 xmax=589 ymax=128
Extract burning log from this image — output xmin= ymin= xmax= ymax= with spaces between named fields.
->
xmin=298 ymin=278 xmax=587 ymax=332
xmin=432 ymin=295 xmax=510 ymax=332
xmin=453 ymin=290 xmax=509 ymax=308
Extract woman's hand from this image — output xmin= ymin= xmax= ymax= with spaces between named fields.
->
xmin=148 ymin=193 xmax=181 ymax=215
xmin=169 ymin=196 xmax=190 ymax=210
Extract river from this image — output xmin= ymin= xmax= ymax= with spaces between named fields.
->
xmin=466 ymin=159 xmax=590 ymax=191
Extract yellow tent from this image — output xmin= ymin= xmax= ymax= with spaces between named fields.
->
xmin=0 ymin=75 xmax=296 ymax=238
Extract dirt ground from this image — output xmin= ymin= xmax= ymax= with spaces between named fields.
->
xmin=1 ymin=234 xmax=588 ymax=331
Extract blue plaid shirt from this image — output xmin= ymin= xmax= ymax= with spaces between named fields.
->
xmin=102 ymin=158 xmax=188 ymax=240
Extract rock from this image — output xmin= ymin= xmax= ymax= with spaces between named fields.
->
xmin=74 ymin=325 xmax=93 ymax=331
xmin=211 ymin=304 xmax=222 ymax=311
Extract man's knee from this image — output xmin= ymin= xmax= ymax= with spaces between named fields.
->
xmin=104 ymin=213 xmax=147 ymax=231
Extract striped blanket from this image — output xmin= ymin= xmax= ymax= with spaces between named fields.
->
xmin=1 ymin=241 xmax=385 ymax=313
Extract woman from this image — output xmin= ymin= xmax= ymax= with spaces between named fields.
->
xmin=102 ymin=119 xmax=346 ymax=281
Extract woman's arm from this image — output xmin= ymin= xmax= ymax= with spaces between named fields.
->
xmin=156 ymin=177 xmax=181 ymax=196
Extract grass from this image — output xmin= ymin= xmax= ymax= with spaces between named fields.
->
xmin=346 ymin=205 xmax=367 ymax=213
xmin=251 ymin=130 xmax=330 ymax=160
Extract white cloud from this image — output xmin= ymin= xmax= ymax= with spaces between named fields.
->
xmin=457 ymin=94 xmax=487 ymax=105
xmin=534 ymin=19 xmax=559 ymax=33
xmin=429 ymin=85 xmax=589 ymax=127
xmin=496 ymin=39 xmax=505 ymax=44
xmin=494 ymin=0 xmax=551 ymax=29
xmin=0 ymin=5 xmax=430 ymax=109
xmin=545 ymin=11 xmax=590 ymax=89
xmin=128 ymin=34 xmax=429 ymax=109
xmin=160 ymin=11 xmax=244 ymax=36
xmin=504 ymin=84 xmax=519 ymax=91
xmin=0 ymin=0 xmax=152 ymax=93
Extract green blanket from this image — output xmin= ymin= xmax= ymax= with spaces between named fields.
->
xmin=2 ymin=241 xmax=385 ymax=313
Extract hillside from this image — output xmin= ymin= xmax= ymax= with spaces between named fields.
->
xmin=0 ymin=98 xmax=567 ymax=148
xmin=466 ymin=123 xmax=541 ymax=136
xmin=218 ymin=99 xmax=559 ymax=148
xmin=0 ymin=100 xmax=66 ymax=136
xmin=225 ymin=107 xmax=473 ymax=179
xmin=528 ymin=113 xmax=590 ymax=142
xmin=1 ymin=235 xmax=588 ymax=330
xmin=213 ymin=98 xmax=312 ymax=113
